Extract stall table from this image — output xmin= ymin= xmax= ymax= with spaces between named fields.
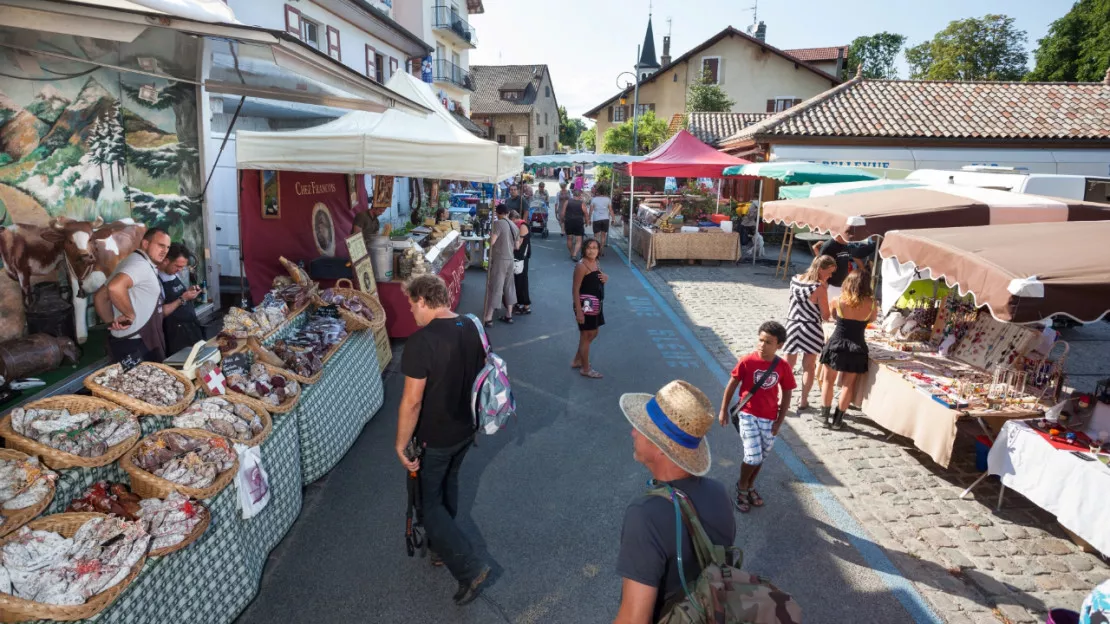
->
xmin=377 ymin=246 xmax=467 ymax=338
xmin=988 ymin=419 xmax=1110 ymax=555
xmin=632 ymin=223 xmax=740 ymax=270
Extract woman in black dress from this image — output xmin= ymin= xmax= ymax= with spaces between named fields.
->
xmin=563 ymin=189 xmax=588 ymax=261
xmin=572 ymin=238 xmax=607 ymax=379
xmin=510 ymin=211 xmax=532 ymax=315
xmin=158 ymin=243 xmax=205 ymax=355
xmin=819 ymin=270 xmax=877 ymax=429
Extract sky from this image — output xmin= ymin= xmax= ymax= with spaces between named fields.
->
xmin=468 ymin=0 xmax=1071 ymax=121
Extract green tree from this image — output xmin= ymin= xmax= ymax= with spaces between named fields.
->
xmin=601 ymin=110 xmax=668 ymax=155
xmin=905 ymin=15 xmax=1029 ymax=80
xmin=579 ymin=126 xmax=596 ymax=151
xmin=847 ymin=32 xmax=907 ymax=79
xmin=686 ymin=71 xmax=735 ymax=112
xmin=1027 ymin=0 xmax=1110 ymax=82
xmin=558 ymin=106 xmax=587 ymax=149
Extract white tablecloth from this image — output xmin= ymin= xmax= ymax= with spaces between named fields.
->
xmin=988 ymin=420 xmax=1110 ymax=555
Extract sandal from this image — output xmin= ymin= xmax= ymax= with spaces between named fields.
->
xmin=499 ymin=316 xmax=514 ymax=324
xmin=748 ymin=488 xmax=764 ymax=507
xmin=734 ymin=489 xmax=752 ymax=513
xmin=571 ymin=360 xmax=582 ymax=369
xmin=580 ymin=368 xmax=603 ymax=379
xmin=483 ymin=320 xmax=493 ymax=328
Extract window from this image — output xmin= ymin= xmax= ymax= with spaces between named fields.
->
xmin=375 ymin=53 xmax=385 ymax=82
xmin=326 ymin=26 xmax=341 ymax=61
xmin=544 ymin=112 xmax=548 ymax=125
xmin=451 ymin=51 xmax=461 ymax=68
xmin=538 ymin=136 xmax=545 ymax=149
xmin=766 ymin=97 xmax=803 ymax=112
xmin=635 ymin=103 xmax=655 ymax=116
xmin=284 ymin=4 xmax=302 ymax=37
xmin=673 ymin=72 xmax=678 ymax=82
xmin=536 ymin=113 xmax=540 ymax=125
xmin=436 ymin=44 xmax=445 ymax=63
xmin=389 ymin=57 xmax=399 ymax=79
xmin=545 ymin=86 xmax=550 ymax=97
xmin=701 ymin=57 xmax=720 ymax=84
xmin=497 ymin=134 xmax=506 ymax=144
xmin=365 ymin=45 xmax=377 ymax=79
xmin=501 ymin=90 xmax=521 ymax=101
xmin=613 ymin=105 xmax=628 ymax=122
xmin=301 ymin=18 xmax=321 ymax=49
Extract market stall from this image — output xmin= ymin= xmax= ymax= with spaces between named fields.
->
xmin=625 ymin=131 xmax=752 ymax=269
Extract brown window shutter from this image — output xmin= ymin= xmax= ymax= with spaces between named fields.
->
xmin=793 ymin=98 xmax=803 ymax=107
xmin=365 ymin=45 xmax=376 ymax=78
xmin=389 ymin=57 xmax=399 ymax=79
xmin=608 ymin=106 xmax=613 ymax=122
xmin=284 ymin=4 xmax=302 ymax=37
xmin=766 ymin=99 xmax=775 ymax=113
xmin=326 ymin=26 xmax=341 ymax=60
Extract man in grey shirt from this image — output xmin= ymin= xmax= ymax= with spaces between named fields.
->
xmin=482 ymin=204 xmax=518 ymax=326
xmin=95 ymin=227 xmax=172 ymax=363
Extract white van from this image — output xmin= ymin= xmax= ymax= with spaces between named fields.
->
xmin=906 ymin=166 xmax=1110 ymax=204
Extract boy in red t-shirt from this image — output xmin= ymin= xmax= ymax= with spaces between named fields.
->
xmin=717 ymin=321 xmax=796 ymax=513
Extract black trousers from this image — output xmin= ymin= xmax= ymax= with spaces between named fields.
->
xmin=419 ymin=435 xmax=483 ymax=584
xmin=514 ymin=256 xmax=531 ymax=306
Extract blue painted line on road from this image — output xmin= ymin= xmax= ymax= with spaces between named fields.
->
xmin=611 ymin=245 xmax=943 ymax=624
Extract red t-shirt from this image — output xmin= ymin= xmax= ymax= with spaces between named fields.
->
xmin=730 ymin=353 xmax=796 ymax=420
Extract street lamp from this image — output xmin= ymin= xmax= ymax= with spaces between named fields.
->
xmin=616 ymin=46 xmax=641 ymax=155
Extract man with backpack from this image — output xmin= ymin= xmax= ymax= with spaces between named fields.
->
xmin=396 ymin=274 xmax=492 ymax=606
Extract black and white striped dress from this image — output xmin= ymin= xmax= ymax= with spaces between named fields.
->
xmin=783 ymin=277 xmax=824 ymax=355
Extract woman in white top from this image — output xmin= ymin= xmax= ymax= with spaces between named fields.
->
xmin=588 ymin=183 xmax=613 ymax=256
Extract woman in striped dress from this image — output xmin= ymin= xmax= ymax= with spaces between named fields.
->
xmin=783 ymin=255 xmax=837 ymax=409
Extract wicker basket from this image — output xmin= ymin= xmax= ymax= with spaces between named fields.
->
xmin=0 ymin=512 xmax=147 ymax=623
xmin=174 ymin=395 xmax=272 ymax=447
xmin=0 ymin=396 xmax=140 ymax=470
xmin=314 ymin=279 xmax=386 ymax=333
xmin=0 ymin=448 xmax=55 ymax=538
xmin=247 ymin=340 xmax=323 ymax=385
xmin=84 ymin=362 xmax=195 ymax=416
xmin=148 ymin=501 xmax=210 ymax=558
xmin=121 ymin=429 xmax=238 ymax=500
xmin=207 ymin=359 xmax=302 ymax=414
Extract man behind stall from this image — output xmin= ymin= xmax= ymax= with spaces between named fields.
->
xmin=352 ymin=203 xmax=388 ymax=247
xmin=94 ymin=227 xmax=172 ymax=363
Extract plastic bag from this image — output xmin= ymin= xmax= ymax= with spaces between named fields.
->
xmin=234 ymin=443 xmax=270 ymax=519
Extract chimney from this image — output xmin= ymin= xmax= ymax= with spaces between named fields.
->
xmin=754 ymin=21 xmax=766 ymax=42
xmin=835 ymin=46 xmax=845 ymax=80
xmin=661 ymin=35 xmax=671 ymax=66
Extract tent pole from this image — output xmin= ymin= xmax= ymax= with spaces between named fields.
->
xmin=715 ymin=180 xmax=722 ymax=214
xmin=753 ymin=180 xmax=763 ymax=266
xmin=628 ymin=175 xmax=635 ymax=267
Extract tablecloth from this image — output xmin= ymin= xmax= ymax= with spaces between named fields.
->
xmin=631 ymin=225 xmax=740 ymax=270
xmin=377 ymin=246 xmax=467 ymax=338
xmin=857 ymin=363 xmax=962 ymax=467
xmin=989 ymin=419 xmax=1110 ymax=555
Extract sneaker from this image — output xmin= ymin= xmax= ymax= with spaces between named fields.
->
xmin=453 ymin=565 xmax=492 ymax=606
xmin=429 ymin=551 xmax=444 ymax=567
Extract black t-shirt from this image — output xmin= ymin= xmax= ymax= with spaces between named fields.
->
xmin=565 ymin=200 xmax=585 ymax=223
xmin=820 ymin=239 xmax=876 ymax=287
xmin=400 ymin=316 xmax=486 ymax=448
xmin=616 ymin=476 xmax=736 ymax=621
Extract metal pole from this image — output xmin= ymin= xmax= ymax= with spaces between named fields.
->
xmin=753 ymin=180 xmax=763 ymax=266
xmin=715 ymin=180 xmax=722 ymax=214
xmin=632 ymin=45 xmax=641 ymax=156
xmin=628 ymin=175 xmax=635 ymax=267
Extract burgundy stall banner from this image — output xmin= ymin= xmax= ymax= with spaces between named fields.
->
xmin=240 ymin=170 xmax=369 ymax=303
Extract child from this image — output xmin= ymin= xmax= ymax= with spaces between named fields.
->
xmin=717 ymin=321 xmax=796 ymax=513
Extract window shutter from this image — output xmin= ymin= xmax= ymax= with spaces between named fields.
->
xmin=608 ymin=106 xmax=613 ymax=122
xmin=793 ymin=98 xmax=803 ymax=107
xmin=365 ymin=45 xmax=376 ymax=78
xmin=326 ymin=26 xmax=341 ymax=60
xmin=716 ymin=58 xmax=724 ymax=85
xmin=766 ymin=99 xmax=775 ymax=113
xmin=389 ymin=57 xmax=399 ymax=79
xmin=284 ymin=4 xmax=301 ymax=37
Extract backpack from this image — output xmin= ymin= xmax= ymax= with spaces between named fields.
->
xmin=648 ymin=482 xmax=802 ymax=624
xmin=465 ymin=314 xmax=516 ymax=434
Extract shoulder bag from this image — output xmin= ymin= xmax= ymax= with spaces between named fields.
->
xmin=729 ymin=356 xmax=781 ymax=432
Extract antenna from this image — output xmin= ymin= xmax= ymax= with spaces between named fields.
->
xmin=666 ymin=16 xmax=672 ymax=37
xmin=745 ymin=0 xmax=759 ymax=34
xmin=648 ymin=0 xmax=652 ymax=16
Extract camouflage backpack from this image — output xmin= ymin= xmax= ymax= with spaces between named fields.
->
xmin=648 ymin=483 xmax=802 ymax=624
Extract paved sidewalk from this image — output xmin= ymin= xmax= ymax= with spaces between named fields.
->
xmin=616 ymin=243 xmax=1109 ymax=624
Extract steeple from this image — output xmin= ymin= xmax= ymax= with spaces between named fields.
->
xmin=637 ymin=14 xmax=660 ymax=78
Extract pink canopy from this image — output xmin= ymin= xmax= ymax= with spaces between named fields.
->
xmin=626 ymin=130 xmax=751 ymax=178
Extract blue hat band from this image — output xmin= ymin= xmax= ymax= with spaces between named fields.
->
xmin=645 ymin=397 xmax=701 ymax=450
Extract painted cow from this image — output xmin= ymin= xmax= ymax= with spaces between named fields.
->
xmin=0 ymin=223 xmax=65 ymax=306
xmin=47 ymin=217 xmax=147 ymax=343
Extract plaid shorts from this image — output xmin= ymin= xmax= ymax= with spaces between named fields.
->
xmin=737 ymin=411 xmax=776 ymax=466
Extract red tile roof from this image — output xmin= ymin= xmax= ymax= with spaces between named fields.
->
xmin=784 ymin=46 xmax=848 ymax=62
xmin=687 ymin=112 xmax=773 ymax=146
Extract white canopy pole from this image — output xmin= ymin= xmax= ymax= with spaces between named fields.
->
xmin=753 ymin=179 xmax=763 ymax=266
xmin=628 ymin=175 xmax=635 ymax=267
xmin=715 ymin=180 xmax=722 ymax=214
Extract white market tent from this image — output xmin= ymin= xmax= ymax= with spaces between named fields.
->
xmin=235 ymin=72 xmax=522 ymax=183
xmin=522 ymin=153 xmax=645 ymax=167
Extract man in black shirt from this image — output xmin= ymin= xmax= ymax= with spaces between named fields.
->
xmin=503 ymin=183 xmax=526 ymax=216
xmin=815 ymin=235 xmax=877 ymax=293
xmin=396 ymin=275 xmax=491 ymax=606
xmin=615 ymin=381 xmax=736 ymax=622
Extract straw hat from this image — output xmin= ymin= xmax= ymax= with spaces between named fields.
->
xmin=620 ymin=381 xmax=714 ymax=476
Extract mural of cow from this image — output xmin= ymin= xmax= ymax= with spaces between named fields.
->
xmin=0 ymin=224 xmax=65 ymax=306
xmin=47 ymin=217 xmax=147 ymax=343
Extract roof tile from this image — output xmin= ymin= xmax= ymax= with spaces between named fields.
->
xmin=687 ymin=112 xmax=773 ymax=146
xmin=783 ymin=46 xmax=849 ymax=62
xmin=470 ymin=65 xmax=551 ymax=115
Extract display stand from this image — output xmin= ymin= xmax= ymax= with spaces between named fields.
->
xmin=632 ymin=224 xmax=741 ymax=270
xmin=376 ymin=246 xmax=467 ymax=338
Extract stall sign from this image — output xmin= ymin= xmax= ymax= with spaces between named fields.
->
xmin=120 ymin=353 xmax=143 ymax=373
xmin=221 ymin=353 xmax=251 ymax=378
xmin=317 ymin=305 xmax=340 ymax=319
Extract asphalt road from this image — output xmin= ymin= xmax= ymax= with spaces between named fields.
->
xmin=235 ymin=221 xmax=934 ymax=623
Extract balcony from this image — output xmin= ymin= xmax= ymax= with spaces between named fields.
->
xmin=434 ymin=58 xmax=473 ymax=91
xmin=432 ymin=5 xmax=477 ymax=48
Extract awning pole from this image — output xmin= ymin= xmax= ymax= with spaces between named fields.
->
xmin=628 ymin=175 xmax=635 ymax=268
xmin=715 ymin=180 xmax=722 ymax=214
xmin=753 ymin=180 xmax=763 ymax=266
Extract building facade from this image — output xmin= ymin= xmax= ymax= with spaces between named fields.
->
xmin=469 ymin=65 xmax=560 ymax=155
xmin=783 ymin=46 xmax=848 ymax=81
xmin=584 ymin=22 xmax=841 ymax=153
xmin=393 ymin=0 xmax=484 ymax=117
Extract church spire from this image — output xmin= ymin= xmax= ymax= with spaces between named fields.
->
xmin=637 ymin=14 xmax=660 ymax=75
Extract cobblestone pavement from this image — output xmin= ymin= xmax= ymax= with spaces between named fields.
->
xmin=618 ymin=246 xmax=1109 ymax=624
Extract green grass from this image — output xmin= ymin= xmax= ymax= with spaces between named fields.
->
xmin=125 ymin=164 xmax=178 ymax=195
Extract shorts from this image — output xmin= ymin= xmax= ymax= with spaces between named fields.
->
xmin=592 ymin=219 xmax=609 ymax=233
xmin=565 ymin=219 xmax=585 ymax=237
xmin=737 ymin=411 xmax=776 ymax=466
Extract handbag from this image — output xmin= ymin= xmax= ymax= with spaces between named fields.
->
xmin=730 ymin=356 xmax=781 ymax=432
xmin=578 ymin=294 xmax=601 ymax=316
xmin=513 ymin=259 xmax=525 ymax=275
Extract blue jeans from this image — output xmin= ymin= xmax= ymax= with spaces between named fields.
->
xmin=420 ymin=435 xmax=483 ymax=583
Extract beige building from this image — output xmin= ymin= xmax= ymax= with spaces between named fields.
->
xmin=584 ymin=23 xmax=842 ymax=152
xmin=394 ymin=0 xmax=485 ymax=119
xmin=783 ymin=46 xmax=849 ymax=80
xmin=469 ymin=65 xmax=560 ymax=155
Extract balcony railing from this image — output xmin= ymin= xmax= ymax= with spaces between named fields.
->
xmin=432 ymin=5 xmax=477 ymax=47
xmin=434 ymin=58 xmax=473 ymax=90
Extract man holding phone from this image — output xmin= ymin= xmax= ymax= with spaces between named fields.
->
xmin=158 ymin=243 xmax=205 ymax=355
xmin=96 ymin=228 xmax=171 ymax=363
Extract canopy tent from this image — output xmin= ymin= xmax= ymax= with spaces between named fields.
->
xmin=777 ymin=179 xmax=925 ymax=200
xmin=626 ymin=130 xmax=751 ymax=178
xmin=880 ymin=222 xmax=1110 ymax=324
xmin=523 ymin=153 xmax=644 ymax=167
xmin=762 ymin=185 xmax=1110 ymax=241
xmin=235 ymin=72 xmax=522 ymax=182
xmin=722 ymin=161 xmax=878 ymax=184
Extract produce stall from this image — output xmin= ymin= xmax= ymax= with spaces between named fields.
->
xmin=376 ymin=238 xmax=468 ymax=338
xmin=625 ymin=131 xmax=751 ymax=268
xmin=0 ymin=275 xmax=385 ymax=622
